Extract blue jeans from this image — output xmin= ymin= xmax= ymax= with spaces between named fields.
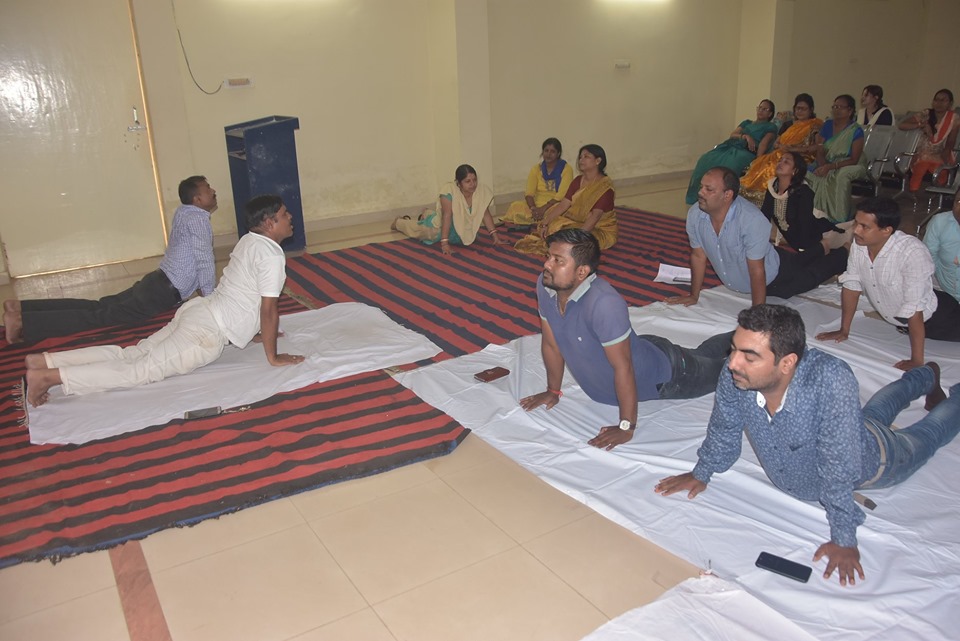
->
xmin=639 ymin=331 xmax=733 ymax=400
xmin=861 ymin=366 xmax=960 ymax=488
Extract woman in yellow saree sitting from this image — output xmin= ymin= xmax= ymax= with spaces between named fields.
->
xmin=501 ymin=137 xmax=574 ymax=227
xmin=514 ymin=144 xmax=616 ymax=255
xmin=740 ymin=93 xmax=822 ymax=205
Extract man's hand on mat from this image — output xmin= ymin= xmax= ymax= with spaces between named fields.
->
xmin=815 ymin=329 xmax=848 ymax=343
xmin=894 ymin=358 xmax=925 ymax=372
xmin=813 ymin=542 xmax=864 ymax=587
xmin=664 ymin=294 xmax=699 ymax=307
xmin=588 ymin=425 xmax=634 ymax=450
xmin=519 ymin=391 xmax=561 ymax=411
xmin=269 ymin=353 xmax=305 ymax=366
xmin=654 ymin=472 xmax=707 ymax=499
xmin=251 ymin=330 xmax=285 ymax=344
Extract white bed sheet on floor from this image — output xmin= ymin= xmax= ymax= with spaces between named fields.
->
xmin=580 ymin=575 xmax=818 ymax=641
xmin=28 ymin=302 xmax=441 ymax=445
xmin=395 ymin=288 xmax=960 ymax=641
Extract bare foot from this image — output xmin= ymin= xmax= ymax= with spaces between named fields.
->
xmin=390 ymin=216 xmax=411 ymax=232
xmin=25 ymin=368 xmax=61 ymax=407
xmin=25 ymin=353 xmax=47 ymax=369
xmin=3 ymin=310 xmax=22 ymax=343
xmin=924 ymin=362 xmax=946 ymax=411
xmin=3 ymin=299 xmax=20 ymax=313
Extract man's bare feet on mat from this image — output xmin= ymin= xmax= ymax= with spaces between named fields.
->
xmin=3 ymin=310 xmax=22 ymax=343
xmin=925 ymin=362 xmax=946 ymax=411
xmin=25 ymin=368 xmax=60 ymax=407
xmin=25 ymin=354 xmax=46 ymax=369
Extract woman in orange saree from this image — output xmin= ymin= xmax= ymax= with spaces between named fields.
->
xmin=740 ymin=93 xmax=822 ymax=206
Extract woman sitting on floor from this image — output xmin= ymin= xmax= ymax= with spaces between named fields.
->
xmin=392 ymin=164 xmax=508 ymax=255
xmin=805 ymin=94 xmax=867 ymax=222
xmin=500 ymin=137 xmax=574 ymax=228
xmin=740 ymin=93 xmax=823 ymax=205
xmin=858 ymin=84 xmax=894 ymax=130
xmin=684 ymin=99 xmax=778 ymax=205
xmin=898 ymin=88 xmax=959 ymax=195
xmin=514 ymin=144 xmax=617 ymax=255
xmin=761 ymin=151 xmax=846 ymax=256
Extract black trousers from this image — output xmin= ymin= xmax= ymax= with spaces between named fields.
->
xmin=766 ymin=245 xmax=848 ymax=301
xmin=640 ymin=331 xmax=735 ymax=399
xmin=21 ymin=269 xmax=182 ymax=342
xmin=925 ymin=289 xmax=960 ymax=342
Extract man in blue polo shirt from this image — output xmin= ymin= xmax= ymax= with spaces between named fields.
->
xmin=520 ymin=229 xmax=733 ymax=450
xmin=666 ymin=166 xmax=843 ymax=307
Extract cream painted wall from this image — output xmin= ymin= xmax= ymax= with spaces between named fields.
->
xmin=911 ymin=0 xmax=960 ymax=112
xmin=784 ymin=0 xmax=926 ymax=117
xmin=734 ymin=0 xmax=778 ymax=119
xmin=145 ymin=0 xmax=440 ymax=237
xmin=427 ymin=0 xmax=463 ymax=188
xmin=453 ymin=0 xmax=494 ymax=189
xmin=487 ymin=0 xmax=744 ymax=195
xmin=6 ymin=0 xmax=960 ymax=278
xmin=0 ymin=0 xmax=165 ymax=277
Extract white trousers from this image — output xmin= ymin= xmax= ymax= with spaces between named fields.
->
xmin=48 ymin=298 xmax=229 ymax=396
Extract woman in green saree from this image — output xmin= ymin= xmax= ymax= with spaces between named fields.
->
xmin=805 ymin=94 xmax=867 ymax=223
xmin=684 ymin=100 xmax=778 ymax=205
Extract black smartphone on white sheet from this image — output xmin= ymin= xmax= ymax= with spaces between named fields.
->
xmin=755 ymin=551 xmax=812 ymax=583
xmin=183 ymin=406 xmax=222 ymax=420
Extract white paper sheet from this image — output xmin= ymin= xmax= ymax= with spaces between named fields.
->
xmin=396 ymin=289 xmax=960 ymax=641
xmin=28 ymin=303 xmax=441 ymax=445
xmin=653 ymin=262 xmax=692 ymax=284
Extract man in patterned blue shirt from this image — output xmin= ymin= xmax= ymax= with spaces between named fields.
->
xmin=4 ymin=176 xmax=217 ymax=343
xmin=655 ymin=304 xmax=960 ymax=586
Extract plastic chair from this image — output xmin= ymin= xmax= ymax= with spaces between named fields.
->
xmin=888 ymin=129 xmax=924 ymax=199
xmin=852 ymin=125 xmax=895 ymax=196
xmin=927 ymin=149 xmax=960 ymax=210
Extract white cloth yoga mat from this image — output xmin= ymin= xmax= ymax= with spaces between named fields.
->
xmin=579 ymin=575 xmax=818 ymax=641
xmin=396 ymin=288 xmax=960 ymax=641
xmin=28 ymin=303 xmax=441 ymax=445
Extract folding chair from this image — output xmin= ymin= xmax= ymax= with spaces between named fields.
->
xmin=851 ymin=125 xmax=895 ymax=196
xmin=926 ymin=149 xmax=960 ymax=211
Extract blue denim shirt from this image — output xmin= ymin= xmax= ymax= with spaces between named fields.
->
xmin=692 ymin=348 xmax=880 ymax=547
xmin=686 ymin=196 xmax=780 ymax=294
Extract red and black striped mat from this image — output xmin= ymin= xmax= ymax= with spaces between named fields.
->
xmin=284 ymin=207 xmax=714 ymax=357
xmin=0 ymin=207 xmax=708 ymax=567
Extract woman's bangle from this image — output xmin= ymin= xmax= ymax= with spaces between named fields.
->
xmin=547 ymin=388 xmax=563 ymax=398
xmin=440 ymin=238 xmax=449 ymax=244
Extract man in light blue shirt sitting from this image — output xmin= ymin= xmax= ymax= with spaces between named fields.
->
xmin=655 ymin=304 xmax=960 ymax=587
xmin=923 ymin=198 xmax=960 ymax=303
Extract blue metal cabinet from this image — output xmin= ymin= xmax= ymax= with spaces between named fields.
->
xmin=225 ymin=116 xmax=306 ymax=251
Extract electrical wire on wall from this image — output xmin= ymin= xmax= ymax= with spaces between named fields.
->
xmin=171 ymin=0 xmax=222 ymax=95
